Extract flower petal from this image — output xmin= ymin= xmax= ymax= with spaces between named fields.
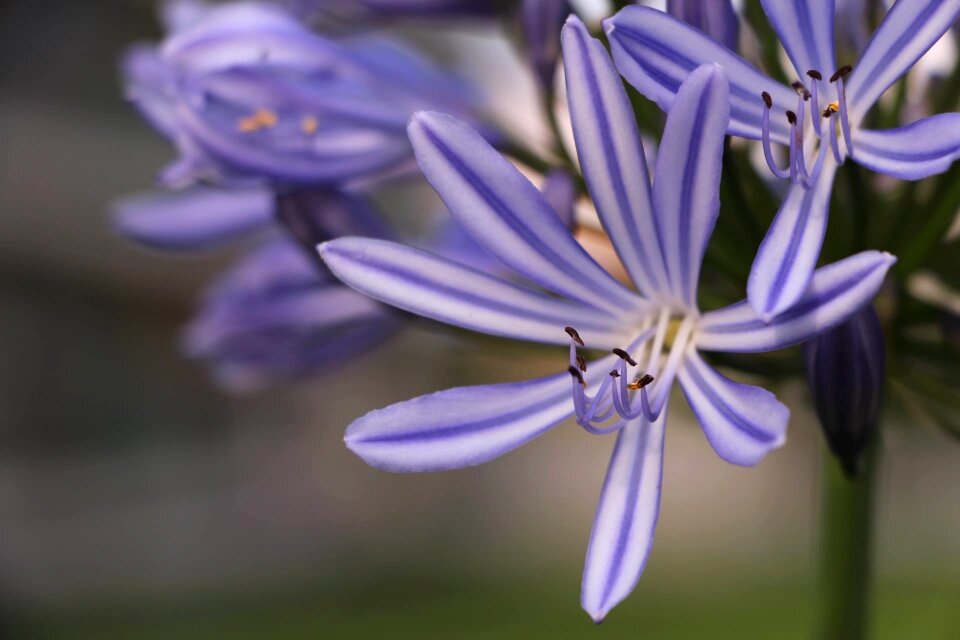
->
xmin=319 ymin=237 xmax=631 ymax=346
xmin=541 ymin=169 xmax=578 ymax=229
xmin=113 ymin=186 xmax=274 ymax=250
xmin=561 ymin=16 xmax=670 ymax=299
xmin=581 ymin=410 xmax=666 ymax=623
xmin=345 ymin=358 xmax=616 ymax=473
xmin=667 ymin=0 xmax=739 ymax=51
xmin=522 ymin=0 xmax=570 ymax=92
xmin=605 ymin=6 xmax=795 ymax=143
xmin=699 ymin=250 xmax=897 ymax=353
xmin=847 ymin=0 xmax=960 ymax=120
xmin=851 ymin=113 xmax=960 ymax=180
xmin=747 ymin=157 xmax=838 ymax=319
xmin=652 ymin=63 xmax=730 ymax=307
xmin=678 ymin=350 xmax=788 ymax=466
xmin=408 ymin=111 xmax=643 ymax=314
xmin=758 ymin=0 xmax=836 ymax=80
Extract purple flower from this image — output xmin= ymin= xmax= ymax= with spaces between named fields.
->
xmin=521 ymin=0 xmax=572 ymax=92
xmin=123 ymin=1 xmax=480 ymax=188
xmin=606 ymin=1 xmax=960 ymax=318
xmin=666 ymin=0 xmax=739 ymax=51
xmin=184 ymin=238 xmax=398 ymax=391
xmin=292 ymin=0 xmax=499 ymax=21
xmin=319 ymin=17 xmax=895 ymax=621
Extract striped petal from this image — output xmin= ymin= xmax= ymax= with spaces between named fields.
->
xmin=652 ymin=64 xmax=730 ymax=307
xmin=345 ymin=356 xmax=617 ymax=473
xmin=848 ymin=0 xmax=960 ymax=120
xmin=605 ymin=6 xmax=795 ymax=144
xmin=319 ymin=237 xmax=631 ymax=346
xmin=679 ymin=350 xmax=788 ymax=466
xmin=852 ymin=113 xmax=960 ymax=180
xmin=581 ymin=410 xmax=666 ymax=623
xmin=408 ymin=111 xmax=643 ymax=314
xmin=699 ymin=251 xmax=897 ymax=353
xmin=561 ymin=16 xmax=670 ymax=299
xmin=667 ymin=0 xmax=739 ymax=51
xmin=747 ymin=156 xmax=838 ymax=319
xmin=758 ymin=0 xmax=836 ymax=80
xmin=113 ymin=186 xmax=274 ymax=250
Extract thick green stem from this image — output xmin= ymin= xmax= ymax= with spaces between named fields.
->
xmin=815 ymin=442 xmax=878 ymax=640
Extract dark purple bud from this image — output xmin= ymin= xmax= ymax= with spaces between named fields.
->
xmin=521 ymin=0 xmax=571 ymax=93
xmin=804 ymin=306 xmax=886 ymax=477
xmin=667 ymin=0 xmax=739 ymax=52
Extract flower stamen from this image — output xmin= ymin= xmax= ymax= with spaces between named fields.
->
xmin=760 ymin=91 xmax=792 ymax=180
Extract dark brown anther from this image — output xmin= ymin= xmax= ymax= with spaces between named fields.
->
xmin=785 ymin=110 xmax=798 ymax=125
xmin=568 ymin=366 xmax=586 ymax=387
xmin=609 ymin=370 xmax=620 ymax=378
xmin=761 ymin=91 xmax=772 ymax=109
xmin=829 ymin=65 xmax=852 ymax=83
xmin=612 ymin=348 xmax=638 ymax=367
xmin=576 ymin=354 xmax=587 ymax=372
xmin=564 ymin=326 xmax=584 ymax=346
xmin=807 ymin=69 xmax=823 ymax=81
xmin=790 ymin=81 xmax=811 ymax=100
xmin=821 ymin=107 xmax=834 ymax=118
xmin=626 ymin=374 xmax=655 ymax=390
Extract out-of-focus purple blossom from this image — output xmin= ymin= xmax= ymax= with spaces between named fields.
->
xmin=607 ymin=1 xmax=960 ymax=319
xmin=184 ymin=239 xmax=398 ymax=391
xmin=291 ymin=0 xmax=500 ymax=21
xmin=804 ymin=306 xmax=885 ymax=476
xmin=521 ymin=0 xmax=571 ymax=93
xmin=123 ymin=1 xmax=483 ymax=188
xmin=666 ymin=0 xmax=739 ymax=51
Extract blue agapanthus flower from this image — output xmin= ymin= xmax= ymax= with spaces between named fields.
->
xmin=320 ymin=17 xmax=895 ymax=621
xmin=606 ymin=0 xmax=960 ymax=319
xmin=123 ymin=0 xmax=481 ymax=188
xmin=292 ymin=0 xmax=499 ymax=20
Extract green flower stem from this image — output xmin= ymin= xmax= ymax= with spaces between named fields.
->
xmin=815 ymin=440 xmax=878 ymax=640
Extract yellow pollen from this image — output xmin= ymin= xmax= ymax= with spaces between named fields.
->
xmin=237 ymin=108 xmax=278 ymax=133
xmin=301 ymin=115 xmax=318 ymax=134
xmin=825 ymin=101 xmax=840 ymax=115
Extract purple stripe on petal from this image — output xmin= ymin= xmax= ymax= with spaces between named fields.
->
xmin=759 ymin=0 xmax=836 ymax=80
xmin=320 ymin=237 xmax=632 ymax=346
xmin=113 ymin=186 xmax=274 ymax=250
xmin=345 ymin=355 xmax=617 ymax=473
xmin=652 ymin=63 xmax=730 ymax=308
xmin=679 ymin=350 xmax=788 ymax=466
xmin=408 ymin=111 xmax=644 ymax=314
xmin=605 ymin=6 xmax=795 ymax=144
xmin=747 ymin=157 xmax=838 ymax=319
xmin=852 ymin=113 xmax=960 ymax=180
xmin=699 ymin=250 xmax=896 ymax=353
xmin=561 ymin=16 xmax=670 ymax=299
xmin=581 ymin=410 xmax=666 ymax=623
xmin=848 ymin=0 xmax=960 ymax=119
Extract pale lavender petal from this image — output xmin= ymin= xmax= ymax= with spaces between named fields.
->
xmin=852 ymin=113 xmax=960 ymax=179
xmin=667 ymin=0 xmax=740 ymax=51
xmin=758 ymin=0 xmax=836 ymax=79
xmin=699 ymin=251 xmax=897 ymax=353
xmin=652 ymin=64 xmax=730 ymax=307
xmin=605 ymin=6 xmax=795 ymax=143
xmin=522 ymin=0 xmax=571 ymax=91
xmin=345 ymin=356 xmax=617 ymax=473
xmin=408 ymin=111 xmax=644 ymax=314
xmin=561 ymin=16 xmax=670 ymax=298
xmin=747 ymin=157 xmax=838 ymax=319
xmin=541 ymin=169 xmax=578 ymax=229
xmin=678 ymin=350 xmax=788 ymax=466
xmin=320 ymin=237 xmax=632 ymax=346
xmin=848 ymin=0 xmax=960 ymax=119
xmin=581 ymin=410 xmax=666 ymax=623
xmin=113 ymin=186 xmax=274 ymax=250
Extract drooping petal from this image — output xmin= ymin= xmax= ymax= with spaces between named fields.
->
xmin=847 ymin=0 xmax=960 ymax=120
xmin=561 ymin=16 xmax=670 ymax=299
xmin=408 ymin=111 xmax=643 ymax=314
xmin=581 ymin=410 xmax=666 ymax=623
xmin=320 ymin=237 xmax=632 ymax=346
xmin=522 ymin=0 xmax=571 ymax=92
xmin=678 ymin=350 xmax=788 ymax=466
xmin=758 ymin=0 xmax=836 ymax=80
xmin=747 ymin=157 xmax=838 ymax=319
xmin=605 ymin=6 xmax=795 ymax=143
xmin=652 ymin=63 xmax=730 ymax=307
xmin=113 ymin=186 xmax=274 ymax=250
xmin=699 ymin=251 xmax=896 ymax=353
xmin=851 ymin=113 xmax=960 ymax=180
xmin=345 ymin=356 xmax=617 ymax=473
xmin=667 ymin=0 xmax=739 ymax=51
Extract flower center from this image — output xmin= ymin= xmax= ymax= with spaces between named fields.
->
xmin=760 ymin=66 xmax=854 ymax=188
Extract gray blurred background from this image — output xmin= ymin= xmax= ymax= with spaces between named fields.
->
xmin=0 ymin=2 xmax=958 ymax=638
